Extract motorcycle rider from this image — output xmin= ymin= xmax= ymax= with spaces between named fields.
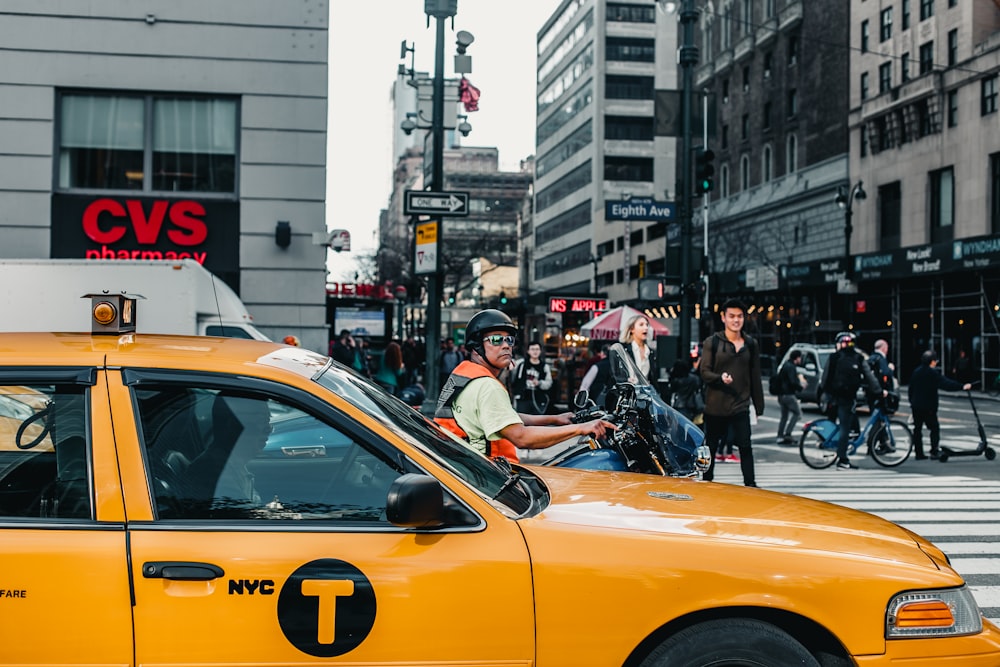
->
xmin=434 ymin=309 xmax=614 ymax=462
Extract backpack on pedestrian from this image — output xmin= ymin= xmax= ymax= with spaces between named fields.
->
xmin=829 ymin=352 xmax=864 ymax=397
xmin=768 ymin=370 xmax=784 ymax=396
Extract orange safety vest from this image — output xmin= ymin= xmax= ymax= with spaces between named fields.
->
xmin=434 ymin=360 xmax=519 ymax=462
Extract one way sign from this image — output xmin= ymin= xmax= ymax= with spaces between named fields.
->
xmin=404 ymin=190 xmax=470 ymax=217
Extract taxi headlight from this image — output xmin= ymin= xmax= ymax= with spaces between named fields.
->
xmin=886 ymin=586 xmax=982 ymax=638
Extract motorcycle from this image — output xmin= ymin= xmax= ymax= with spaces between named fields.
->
xmin=543 ymin=343 xmax=711 ymax=478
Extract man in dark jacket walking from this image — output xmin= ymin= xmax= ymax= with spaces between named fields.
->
xmin=699 ymin=299 xmax=764 ymax=487
xmin=908 ymin=350 xmax=972 ymax=460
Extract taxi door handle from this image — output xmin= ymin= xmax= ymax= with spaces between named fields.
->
xmin=142 ymin=561 xmax=225 ymax=581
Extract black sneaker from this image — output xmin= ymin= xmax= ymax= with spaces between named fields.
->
xmin=836 ymin=460 xmax=859 ymax=470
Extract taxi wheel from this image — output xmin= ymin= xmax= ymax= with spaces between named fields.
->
xmin=640 ymin=618 xmax=820 ymax=667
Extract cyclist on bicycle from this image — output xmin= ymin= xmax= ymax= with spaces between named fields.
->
xmin=819 ymin=332 xmax=886 ymax=469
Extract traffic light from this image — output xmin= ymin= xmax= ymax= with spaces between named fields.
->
xmin=694 ymin=147 xmax=715 ymax=196
xmin=499 ymin=291 xmax=507 ymax=305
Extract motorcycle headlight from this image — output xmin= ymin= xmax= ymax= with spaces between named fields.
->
xmin=886 ymin=586 xmax=983 ymax=638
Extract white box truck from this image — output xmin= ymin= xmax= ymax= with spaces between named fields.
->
xmin=0 ymin=259 xmax=268 ymax=340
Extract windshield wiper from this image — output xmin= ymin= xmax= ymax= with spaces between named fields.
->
xmin=493 ymin=471 xmax=522 ymax=500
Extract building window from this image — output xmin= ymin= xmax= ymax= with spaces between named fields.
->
xmin=606 ymin=3 xmax=655 ymax=23
xmin=861 ymin=20 xmax=869 ymax=53
xmin=879 ymin=62 xmax=892 ymax=94
xmin=741 ymin=113 xmax=749 ymax=139
xmin=787 ymin=88 xmax=798 ymax=117
xmin=720 ymin=164 xmax=730 ymax=197
xmin=605 ymin=75 xmax=653 ymax=100
xmin=787 ymin=33 xmax=799 ymax=65
xmin=722 ymin=78 xmax=730 ymax=104
xmin=58 ymin=92 xmax=237 ymax=193
xmin=944 ymin=89 xmax=957 ymax=128
xmin=992 ymin=154 xmax=1000 ymax=234
xmin=860 ymin=126 xmax=868 ymax=158
xmin=604 ymin=156 xmax=653 ymax=182
xmin=930 ymin=167 xmax=954 ymax=243
xmin=764 ymin=0 xmax=774 ymax=19
xmin=947 ymin=29 xmax=958 ymax=67
xmin=880 ymin=8 xmax=893 ymax=42
xmin=702 ymin=23 xmax=714 ymax=60
xmin=742 ymin=0 xmax=752 ymax=31
xmin=786 ymin=133 xmax=797 ymax=172
xmin=879 ymin=182 xmax=902 ymax=250
xmin=742 ymin=66 xmax=750 ymax=92
xmin=536 ymin=160 xmax=592 ymax=212
xmin=762 ymin=145 xmax=772 ymax=182
xmin=538 ymin=83 xmax=593 ymax=145
xmin=537 ymin=120 xmax=592 ymax=178
xmin=721 ymin=124 xmax=729 ymax=149
xmin=740 ymin=154 xmax=750 ymax=191
xmin=861 ymin=72 xmax=870 ymax=100
xmin=919 ymin=42 xmax=934 ymax=75
xmin=763 ymin=102 xmax=771 ymax=130
xmin=763 ymin=51 xmax=772 ymax=79
xmin=606 ymin=37 xmax=655 ymax=62
xmin=920 ymin=0 xmax=934 ymax=21
xmin=947 ymin=0 xmax=957 ymax=6
xmin=605 ymin=115 xmax=653 ymax=141
xmin=901 ymin=52 xmax=910 ymax=82
xmin=902 ymin=0 xmax=911 ymax=29
xmin=983 ymin=75 xmax=999 ymax=116
xmin=721 ymin=8 xmax=732 ymax=48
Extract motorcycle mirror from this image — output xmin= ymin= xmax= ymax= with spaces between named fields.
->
xmin=574 ymin=390 xmax=590 ymax=409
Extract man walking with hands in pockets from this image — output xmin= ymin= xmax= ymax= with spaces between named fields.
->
xmin=699 ymin=299 xmax=764 ymax=487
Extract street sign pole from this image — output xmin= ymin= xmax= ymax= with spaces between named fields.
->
xmin=677 ymin=0 xmax=698 ymax=357
xmin=423 ymin=7 xmax=448 ymax=412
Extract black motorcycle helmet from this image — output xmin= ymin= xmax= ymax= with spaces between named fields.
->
xmin=835 ymin=331 xmax=857 ymax=349
xmin=466 ymin=309 xmax=517 ymax=355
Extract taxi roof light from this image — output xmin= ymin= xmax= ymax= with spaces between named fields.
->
xmin=83 ymin=292 xmax=143 ymax=335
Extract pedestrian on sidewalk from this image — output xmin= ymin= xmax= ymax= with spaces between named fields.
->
xmin=699 ymin=298 xmax=764 ymax=487
xmin=908 ymin=349 xmax=972 ymax=460
xmin=775 ymin=349 xmax=805 ymax=444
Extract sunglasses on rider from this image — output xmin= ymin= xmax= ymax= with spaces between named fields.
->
xmin=484 ymin=334 xmax=516 ymax=347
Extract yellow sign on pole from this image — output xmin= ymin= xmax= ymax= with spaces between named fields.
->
xmin=415 ymin=221 xmax=439 ymax=275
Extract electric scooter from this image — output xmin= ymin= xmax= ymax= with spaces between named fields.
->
xmin=938 ymin=389 xmax=997 ymax=462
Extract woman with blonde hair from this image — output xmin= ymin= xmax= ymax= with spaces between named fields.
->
xmin=619 ymin=314 xmax=656 ymax=382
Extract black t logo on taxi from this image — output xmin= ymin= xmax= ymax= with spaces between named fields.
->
xmin=277 ymin=559 xmax=376 ymax=657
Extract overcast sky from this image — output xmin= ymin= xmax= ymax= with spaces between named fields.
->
xmin=326 ymin=0 xmax=563 ymax=279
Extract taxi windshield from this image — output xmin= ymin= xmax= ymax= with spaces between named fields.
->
xmin=312 ymin=362 xmax=532 ymax=512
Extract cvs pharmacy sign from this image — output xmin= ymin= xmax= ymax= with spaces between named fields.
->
xmin=50 ymin=194 xmax=239 ymax=275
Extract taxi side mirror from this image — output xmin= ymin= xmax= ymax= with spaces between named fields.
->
xmin=386 ymin=474 xmax=447 ymax=528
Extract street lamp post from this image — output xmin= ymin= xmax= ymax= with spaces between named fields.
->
xmin=836 ymin=180 xmax=867 ymax=278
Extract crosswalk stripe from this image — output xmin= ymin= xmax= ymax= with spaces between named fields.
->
xmin=711 ymin=462 xmax=1000 ymax=624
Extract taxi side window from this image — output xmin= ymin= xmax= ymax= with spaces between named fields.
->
xmin=0 ymin=384 xmax=91 ymax=520
xmin=135 ymin=386 xmax=404 ymax=522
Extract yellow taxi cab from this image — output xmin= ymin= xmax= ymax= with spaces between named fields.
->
xmin=2 ymin=296 xmax=999 ymax=666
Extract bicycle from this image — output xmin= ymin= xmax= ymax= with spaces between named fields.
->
xmin=799 ymin=394 xmax=913 ymax=468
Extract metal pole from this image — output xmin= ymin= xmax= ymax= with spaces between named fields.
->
xmin=677 ymin=0 xmax=699 ymax=356
xmin=423 ymin=13 xmax=447 ymax=409
xmin=702 ymin=89 xmax=710 ymax=312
